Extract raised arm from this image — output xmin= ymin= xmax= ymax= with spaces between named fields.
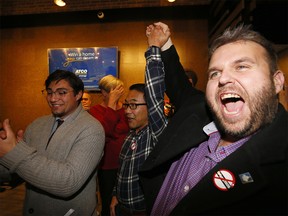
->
xmin=151 ymin=23 xmax=200 ymax=110
xmin=145 ymin=24 xmax=169 ymax=142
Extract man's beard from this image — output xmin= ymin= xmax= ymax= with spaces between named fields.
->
xmin=207 ymin=82 xmax=278 ymax=139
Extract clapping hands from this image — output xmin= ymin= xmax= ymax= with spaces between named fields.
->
xmin=0 ymin=119 xmax=24 ymax=157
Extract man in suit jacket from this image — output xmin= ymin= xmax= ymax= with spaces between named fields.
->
xmin=139 ymin=22 xmax=288 ymax=215
xmin=0 ymin=70 xmax=105 ymax=216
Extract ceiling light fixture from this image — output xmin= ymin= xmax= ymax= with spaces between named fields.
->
xmin=168 ymin=0 xmax=176 ymax=2
xmin=54 ymin=0 xmax=66 ymax=7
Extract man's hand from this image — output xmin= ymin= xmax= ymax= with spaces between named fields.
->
xmin=146 ymin=22 xmax=171 ymax=48
xmin=0 ymin=119 xmax=18 ymax=157
xmin=16 ymin=129 xmax=24 ymax=143
xmin=0 ymin=121 xmax=7 ymax=139
xmin=110 ymin=196 xmax=118 ymax=216
xmin=154 ymin=22 xmax=170 ymax=35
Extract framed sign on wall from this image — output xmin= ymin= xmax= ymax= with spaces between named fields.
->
xmin=48 ymin=47 xmax=118 ymax=91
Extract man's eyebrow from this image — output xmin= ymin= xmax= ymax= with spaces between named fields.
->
xmin=233 ymin=57 xmax=255 ymax=64
xmin=125 ymin=99 xmax=138 ymax=102
xmin=207 ymin=67 xmax=219 ymax=74
xmin=47 ymin=87 xmax=69 ymax=90
xmin=207 ymin=57 xmax=256 ymax=73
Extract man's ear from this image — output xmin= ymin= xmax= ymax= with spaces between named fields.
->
xmin=76 ymin=91 xmax=83 ymax=101
xmin=273 ymin=70 xmax=285 ymax=94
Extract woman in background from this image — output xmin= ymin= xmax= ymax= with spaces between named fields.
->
xmin=90 ymin=75 xmax=129 ymax=216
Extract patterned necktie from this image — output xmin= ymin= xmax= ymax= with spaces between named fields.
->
xmin=46 ymin=119 xmax=64 ymax=149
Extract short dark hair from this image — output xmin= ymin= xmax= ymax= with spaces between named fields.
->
xmin=45 ymin=69 xmax=84 ymax=103
xmin=209 ymin=23 xmax=278 ymax=74
xmin=129 ymin=83 xmax=146 ymax=101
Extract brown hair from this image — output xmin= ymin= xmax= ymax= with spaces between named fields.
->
xmin=209 ymin=23 xmax=278 ymax=74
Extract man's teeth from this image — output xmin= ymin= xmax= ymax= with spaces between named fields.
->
xmin=221 ymin=93 xmax=240 ymax=100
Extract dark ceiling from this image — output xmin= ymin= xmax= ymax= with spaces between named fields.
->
xmin=0 ymin=0 xmax=211 ymax=16
xmin=0 ymin=0 xmax=211 ymax=28
xmin=0 ymin=0 xmax=287 ymax=51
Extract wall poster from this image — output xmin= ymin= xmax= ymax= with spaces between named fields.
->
xmin=48 ymin=47 xmax=118 ymax=91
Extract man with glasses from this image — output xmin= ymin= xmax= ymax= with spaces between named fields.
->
xmin=81 ymin=90 xmax=93 ymax=112
xmin=0 ymin=69 xmax=105 ymax=215
xmin=110 ymin=64 xmax=168 ymax=215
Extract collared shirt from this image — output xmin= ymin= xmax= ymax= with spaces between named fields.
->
xmin=151 ymin=123 xmax=251 ymax=216
xmin=115 ymin=46 xmax=168 ymax=211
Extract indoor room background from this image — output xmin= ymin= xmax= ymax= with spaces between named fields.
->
xmin=0 ymin=0 xmax=287 ymax=132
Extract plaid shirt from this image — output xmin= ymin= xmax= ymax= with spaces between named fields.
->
xmin=115 ymin=46 xmax=168 ymax=211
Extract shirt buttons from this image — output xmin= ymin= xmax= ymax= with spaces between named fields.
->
xmin=184 ymin=185 xmax=190 ymax=193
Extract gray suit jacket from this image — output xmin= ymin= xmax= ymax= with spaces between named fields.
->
xmin=0 ymin=105 xmax=105 ymax=215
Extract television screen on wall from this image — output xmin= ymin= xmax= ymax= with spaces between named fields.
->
xmin=48 ymin=47 xmax=118 ymax=91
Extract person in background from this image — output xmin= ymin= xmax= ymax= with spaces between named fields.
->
xmin=0 ymin=69 xmax=105 ymax=216
xmin=139 ymin=22 xmax=287 ymax=215
xmin=110 ymin=61 xmax=168 ymax=215
xmin=89 ymin=75 xmax=129 ymax=216
xmin=185 ymin=69 xmax=198 ymax=87
xmin=82 ymin=90 xmax=92 ymax=111
xmin=164 ymin=69 xmax=197 ymax=118
xmin=163 ymin=99 xmax=175 ymax=118
xmin=164 ymin=70 xmax=197 ymax=119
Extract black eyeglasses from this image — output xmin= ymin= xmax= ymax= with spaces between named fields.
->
xmin=122 ymin=103 xmax=147 ymax=110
